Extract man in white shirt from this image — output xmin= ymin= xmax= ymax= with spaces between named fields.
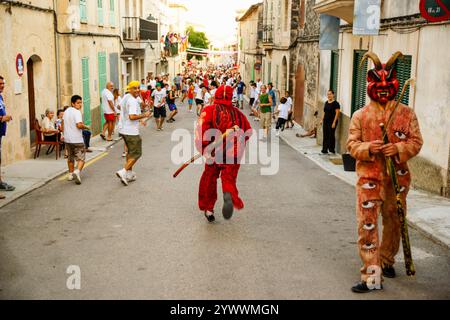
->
xmin=101 ymin=82 xmax=115 ymax=141
xmin=256 ymin=78 xmax=263 ymax=91
xmin=151 ymin=83 xmax=167 ymax=131
xmin=116 ymin=81 xmax=151 ymax=186
xmin=63 ymin=95 xmax=90 ymax=185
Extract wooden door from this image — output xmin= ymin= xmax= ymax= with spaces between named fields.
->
xmin=27 ymin=58 xmax=36 ymax=147
xmin=294 ymin=63 xmax=305 ymax=125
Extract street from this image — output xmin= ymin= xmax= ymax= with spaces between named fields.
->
xmin=0 ymin=101 xmax=449 ymax=300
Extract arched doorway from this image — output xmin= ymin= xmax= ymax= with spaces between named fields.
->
xmin=281 ymin=56 xmax=288 ymax=94
xmin=294 ymin=63 xmax=305 ymax=125
xmin=27 ymin=55 xmax=42 ymax=147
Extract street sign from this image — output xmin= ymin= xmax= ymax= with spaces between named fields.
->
xmin=16 ymin=53 xmax=25 ymax=77
xmin=420 ymin=0 xmax=450 ymax=22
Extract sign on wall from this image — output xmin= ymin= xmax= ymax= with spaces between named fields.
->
xmin=420 ymin=0 xmax=450 ymax=22
xmin=353 ymin=0 xmax=381 ymax=35
xmin=319 ymin=14 xmax=340 ymax=50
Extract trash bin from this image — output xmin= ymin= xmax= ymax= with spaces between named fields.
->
xmin=342 ymin=153 xmax=356 ymax=172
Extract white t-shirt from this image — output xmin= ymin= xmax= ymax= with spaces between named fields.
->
xmin=152 ymin=89 xmax=166 ymax=107
xmin=277 ymin=103 xmax=290 ymax=120
xmin=210 ymin=88 xmax=217 ymax=99
xmin=203 ymin=92 xmax=212 ymax=105
xmin=119 ymin=96 xmax=141 ymax=136
xmin=195 ymin=88 xmax=203 ymax=100
xmin=101 ymin=88 xmax=115 ymax=114
xmin=114 ymin=96 xmax=122 ymax=114
xmin=286 ymin=96 xmax=293 ymax=111
xmin=257 ymin=81 xmax=263 ymax=91
xmin=250 ymin=87 xmax=256 ymax=99
xmin=63 ymin=107 xmax=84 ymax=144
xmin=149 ymin=79 xmax=157 ymax=90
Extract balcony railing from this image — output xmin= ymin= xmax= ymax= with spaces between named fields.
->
xmin=263 ymin=25 xmax=273 ymax=45
xmin=123 ymin=17 xmax=158 ymax=41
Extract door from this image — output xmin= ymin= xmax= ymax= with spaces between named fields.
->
xmin=98 ymin=52 xmax=107 ymax=127
xmin=81 ymin=57 xmax=92 ymax=127
xmin=294 ymin=63 xmax=305 ymax=125
xmin=27 ymin=58 xmax=36 ymax=146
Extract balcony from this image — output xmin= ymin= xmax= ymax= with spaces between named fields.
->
xmin=161 ymin=41 xmax=180 ymax=59
xmin=122 ymin=17 xmax=158 ymax=49
xmin=313 ymin=0 xmax=354 ymax=23
xmin=262 ymin=25 xmax=274 ymax=49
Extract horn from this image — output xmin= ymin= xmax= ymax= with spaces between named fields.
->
xmin=360 ymin=52 xmax=382 ymax=70
xmin=385 ymin=51 xmax=404 ymax=70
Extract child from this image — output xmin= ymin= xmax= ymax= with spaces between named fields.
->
xmin=187 ymin=82 xmax=195 ymax=112
xmin=285 ymin=91 xmax=294 ymax=129
xmin=275 ymin=97 xmax=289 ymax=136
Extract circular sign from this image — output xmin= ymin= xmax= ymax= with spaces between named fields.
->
xmin=254 ymin=63 xmax=262 ymax=71
xmin=16 ymin=54 xmax=25 ymax=77
xmin=420 ymin=0 xmax=450 ymax=22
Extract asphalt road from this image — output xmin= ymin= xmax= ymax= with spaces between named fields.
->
xmin=0 ymin=100 xmax=449 ymax=299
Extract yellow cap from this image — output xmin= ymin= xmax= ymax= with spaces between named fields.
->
xmin=127 ymin=81 xmax=140 ymax=89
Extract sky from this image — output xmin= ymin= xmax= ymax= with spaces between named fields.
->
xmin=176 ymin=0 xmax=260 ymax=47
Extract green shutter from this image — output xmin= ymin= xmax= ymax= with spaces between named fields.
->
xmin=276 ymin=65 xmax=279 ymax=91
xmin=109 ymin=0 xmax=115 ymax=27
xmin=80 ymin=0 xmax=87 ymax=23
xmin=395 ymin=55 xmax=412 ymax=105
xmin=98 ymin=0 xmax=104 ymax=26
xmin=351 ymin=50 xmax=368 ymax=115
xmin=81 ymin=57 xmax=91 ymax=127
xmin=268 ymin=62 xmax=272 ymax=83
xmin=330 ymin=50 xmax=339 ymax=98
xmin=98 ymin=52 xmax=107 ymax=127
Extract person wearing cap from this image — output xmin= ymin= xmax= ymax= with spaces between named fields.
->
xmin=195 ymin=85 xmax=252 ymax=223
xmin=116 ymin=81 xmax=151 ymax=186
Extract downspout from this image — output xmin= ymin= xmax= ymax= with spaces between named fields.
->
xmin=52 ymin=0 xmax=61 ymax=108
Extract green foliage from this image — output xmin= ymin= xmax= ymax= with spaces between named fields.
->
xmin=186 ymin=26 xmax=210 ymax=61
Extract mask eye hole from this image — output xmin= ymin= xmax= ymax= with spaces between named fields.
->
xmin=362 ymin=182 xmax=377 ymax=190
xmin=362 ymin=243 xmax=376 ymax=250
xmin=395 ymin=131 xmax=407 ymax=140
xmin=397 ymin=169 xmax=409 ymax=176
xmin=368 ymin=69 xmax=381 ymax=81
xmin=363 ymin=224 xmax=376 ymax=231
xmin=362 ymin=201 xmax=375 ymax=209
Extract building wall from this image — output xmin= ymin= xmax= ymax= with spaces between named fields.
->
xmin=0 ymin=2 xmax=57 ymax=165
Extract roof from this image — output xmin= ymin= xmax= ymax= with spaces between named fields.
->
xmin=238 ymin=2 xmax=263 ymax=22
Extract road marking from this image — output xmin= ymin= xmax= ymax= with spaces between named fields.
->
xmin=58 ymin=152 xmax=109 ymax=181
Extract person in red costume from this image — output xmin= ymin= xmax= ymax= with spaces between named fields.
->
xmin=195 ymin=85 xmax=252 ymax=223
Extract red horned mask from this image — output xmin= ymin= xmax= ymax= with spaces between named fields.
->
xmin=361 ymin=52 xmax=403 ymax=105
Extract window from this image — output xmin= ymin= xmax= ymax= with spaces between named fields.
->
xmin=109 ymin=0 xmax=115 ymax=27
xmin=98 ymin=0 xmax=104 ymax=26
xmin=80 ymin=0 xmax=87 ymax=23
xmin=330 ymin=50 xmax=339 ymax=99
xmin=351 ymin=50 xmax=368 ymax=115
xmin=299 ymin=0 xmax=305 ymax=29
xmin=284 ymin=0 xmax=289 ymax=31
xmin=394 ymin=55 xmax=412 ymax=105
xmin=98 ymin=52 xmax=107 ymax=127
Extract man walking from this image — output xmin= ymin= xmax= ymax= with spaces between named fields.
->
xmin=63 ymin=95 xmax=90 ymax=185
xmin=100 ymin=82 xmax=115 ymax=141
xmin=0 ymin=75 xmax=15 ymax=198
xmin=116 ymin=81 xmax=151 ymax=186
xmin=235 ymin=76 xmax=246 ymax=110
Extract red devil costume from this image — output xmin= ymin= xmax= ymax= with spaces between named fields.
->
xmin=195 ymin=85 xmax=252 ymax=222
xmin=347 ymin=52 xmax=423 ymax=293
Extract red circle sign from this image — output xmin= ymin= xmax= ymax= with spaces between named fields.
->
xmin=16 ymin=54 xmax=25 ymax=77
xmin=420 ymin=0 xmax=450 ymax=22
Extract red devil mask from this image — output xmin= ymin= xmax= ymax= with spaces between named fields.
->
xmin=361 ymin=52 xmax=403 ymax=105
xmin=214 ymin=85 xmax=234 ymax=107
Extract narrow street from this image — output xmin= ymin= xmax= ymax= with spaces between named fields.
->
xmin=1 ymin=100 xmax=449 ymax=300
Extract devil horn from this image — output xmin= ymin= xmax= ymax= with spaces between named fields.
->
xmin=360 ymin=52 xmax=382 ymax=70
xmin=385 ymin=51 xmax=404 ymax=70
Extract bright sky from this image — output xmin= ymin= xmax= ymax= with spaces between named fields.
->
xmin=176 ymin=0 xmax=259 ymax=47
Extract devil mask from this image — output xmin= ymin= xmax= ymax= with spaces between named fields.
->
xmin=361 ymin=51 xmax=403 ymax=105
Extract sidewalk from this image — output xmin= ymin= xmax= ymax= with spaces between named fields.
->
xmin=275 ymin=122 xmax=450 ymax=249
xmin=0 ymin=133 xmax=121 ymax=209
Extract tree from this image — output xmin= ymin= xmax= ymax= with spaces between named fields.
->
xmin=186 ymin=26 xmax=210 ymax=61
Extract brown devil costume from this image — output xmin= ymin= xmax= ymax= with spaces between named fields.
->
xmin=346 ymin=52 xmax=423 ymax=293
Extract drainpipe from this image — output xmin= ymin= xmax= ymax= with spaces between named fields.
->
xmin=52 ymin=0 xmax=61 ymax=108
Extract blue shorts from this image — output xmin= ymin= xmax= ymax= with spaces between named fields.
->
xmin=168 ymin=103 xmax=177 ymax=111
xmin=188 ymin=99 xmax=193 ymax=105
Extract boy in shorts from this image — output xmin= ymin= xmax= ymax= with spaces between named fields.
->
xmin=151 ymin=84 xmax=167 ymax=131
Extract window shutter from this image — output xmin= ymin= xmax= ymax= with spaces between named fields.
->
xmin=109 ymin=0 xmax=115 ymax=27
xmin=351 ymin=50 xmax=368 ymax=115
xmin=395 ymin=55 xmax=412 ymax=105
xmin=81 ymin=58 xmax=91 ymax=126
xmin=80 ymin=0 xmax=87 ymax=23
xmin=330 ymin=50 xmax=339 ymax=98
xmin=98 ymin=0 xmax=104 ymax=26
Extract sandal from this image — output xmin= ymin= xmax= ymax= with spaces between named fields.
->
xmin=100 ymin=134 xmax=106 ymax=141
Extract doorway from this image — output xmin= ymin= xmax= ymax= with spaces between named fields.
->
xmin=294 ymin=63 xmax=305 ymax=125
xmin=27 ymin=56 xmax=42 ymax=147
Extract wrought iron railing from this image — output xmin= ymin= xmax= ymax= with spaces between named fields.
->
xmin=122 ymin=17 xmax=158 ymax=41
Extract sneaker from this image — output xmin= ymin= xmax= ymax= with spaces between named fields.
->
xmin=85 ymin=148 xmax=93 ymax=153
xmin=275 ymin=130 xmax=280 ymax=137
xmin=0 ymin=182 xmax=15 ymax=191
xmin=122 ymin=152 xmax=127 ymax=158
xmin=351 ymin=281 xmax=383 ymax=293
xmin=126 ymin=171 xmax=137 ymax=182
xmin=204 ymin=211 xmax=215 ymax=223
xmin=73 ymin=170 xmax=81 ymax=185
xmin=382 ymin=265 xmax=396 ymax=278
xmin=67 ymin=174 xmax=74 ymax=181
xmin=116 ymin=169 xmax=129 ymax=186
xmin=222 ymin=192 xmax=234 ymax=220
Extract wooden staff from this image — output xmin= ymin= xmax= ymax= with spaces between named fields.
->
xmin=173 ymin=125 xmax=240 ymax=178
